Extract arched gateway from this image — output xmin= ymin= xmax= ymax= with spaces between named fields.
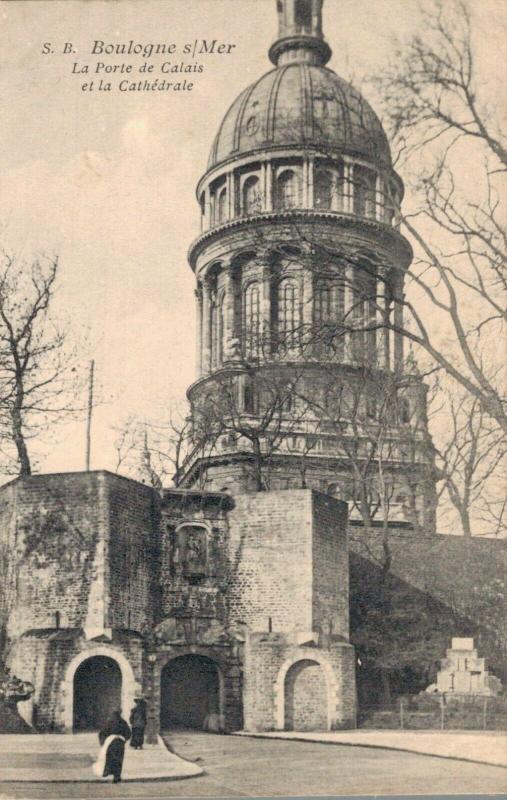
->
xmin=62 ymin=646 xmax=139 ymax=733
xmin=73 ymin=656 xmax=121 ymax=731
xmin=160 ymin=655 xmax=221 ymax=730
xmin=284 ymin=659 xmax=328 ymax=731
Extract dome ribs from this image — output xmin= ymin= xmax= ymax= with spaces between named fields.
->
xmin=206 ymin=63 xmax=392 ymax=170
xmin=300 ymin=64 xmax=314 ymax=142
xmin=267 ymin=65 xmax=289 ymax=143
xmin=234 ymin=79 xmax=259 ymax=155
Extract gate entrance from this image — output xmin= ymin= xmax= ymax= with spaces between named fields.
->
xmin=73 ymin=656 xmax=122 ymax=731
xmin=284 ymin=659 xmax=328 ymax=731
xmin=160 ymin=655 xmax=220 ymax=730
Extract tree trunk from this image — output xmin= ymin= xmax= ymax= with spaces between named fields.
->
xmin=11 ymin=408 xmax=31 ymax=476
xmin=299 ymin=456 xmax=307 ymax=489
xmin=252 ymin=438 xmax=264 ymax=491
xmin=459 ymin=507 xmax=472 ymax=538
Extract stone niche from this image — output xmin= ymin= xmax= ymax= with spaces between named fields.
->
xmin=432 ymin=638 xmax=502 ymax=696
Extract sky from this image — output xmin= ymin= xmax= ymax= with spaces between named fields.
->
xmin=0 ymin=0 xmax=505 ymax=483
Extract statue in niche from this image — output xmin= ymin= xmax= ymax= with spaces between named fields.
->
xmin=179 ymin=525 xmax=208 ymax=578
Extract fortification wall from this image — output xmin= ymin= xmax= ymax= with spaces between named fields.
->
xmin=351 ymin=529 xmax=507 ymax=611
xmin=311 ymin=491 xmax=348 ymax=640
xmin=226 ymin=489 xmax=349 ymax=637
xmin=0 ymin=471 xmax=158 ymax=642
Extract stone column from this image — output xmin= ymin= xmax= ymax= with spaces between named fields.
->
xmin=261 ymin=261 xmax=272 ymax=356
xmin=145 ymin=656 xmax=159 ymax=744
xmin=195 ymin=283 xmax=203 ymax=376
xmin=394 ymin=287 xmax=404 ymax=370
xmin=201 ymin=277 xmax=212 ymax=373
xmin=227 ymin=171 xmax=235 ymax=219
xmin=305 ymin=156 xmax=315 ymax=209
xmin=223 ymin=262 xmax=236 ymax=360
xmin=344 ymin=264 xmax=355 ymax=361
xmin=264 ymin=160 xmax=273 ymax=211
xmin=367 ymin=292 xmax=377 ymax=364
xmin=302 ymin=159 xmax=309 ymax=207
xmin=376 ymin=276 xmax=390 ymax=370
xmin=332 ymin=168 xmax=340 ymax=212
xmin=375 ymin=174 xmax=383 ymax=222
xmin=393 ymin=189 xmax=401 ymax=229
xmin=302 ymin=269 xmax=314 ymax=354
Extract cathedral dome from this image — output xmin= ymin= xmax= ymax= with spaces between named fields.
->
xmin=207 ymin=63 xmax=392 ymax=172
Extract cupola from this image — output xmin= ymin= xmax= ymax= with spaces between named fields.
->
xmin=269 ymin=0 xmax=331 ymax=66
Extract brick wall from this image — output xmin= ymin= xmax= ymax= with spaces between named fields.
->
xmin=226 ymin=490 xmax=349 ymax=638
xmin=106 ymin=474 xmax=159 ymax=633
xmin=350 ymin=530 xmax=507 ymax=700
xmin=284 ymin=659 xmax=328 ymax=730
xmin=0 ymin=472 xmax=159 ymax=642
xmin=7 ymin=630 xmax=144 ymax=731
xmin=227 ymin=491 xmax=314 ymax=633
xmin=351 ymin=530 xmax=507 ymax=615
xmin=243 ymin=633 xmax=356 ymax=731
xmin=0 ymin=473 xmax=106 ymax=639
xmin=243 ymin=633 xmax=287 ymax=730
xmin=311 ymin=492 xmax=348 ymax=639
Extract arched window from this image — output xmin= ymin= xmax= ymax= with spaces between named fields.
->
xmin=399 ymin=397 xmax=411 ymax=423
xmin=275 ymin=170 xmax=299 ymax=211
xmin=384 ymin=181 xmax=397 ymax=225
xmin=314 ymin=282 xmax=335 ymax=324
xmin=278 ymin=278 xmax=299 ymax=352
xmin=314 ymin=169 xmax=333 ymax=210
xmin=243 ymin=282 xmax=261 ymax=356
xmin=216 ymin=186 xmax=228 ymax=224
xmin=353 ymin=166 xmax=376 ymax=218
xmin=314 ymin=281 xmax=343 ymax=356
xmin=242 ymin=175 xmax=261 ymax=215
xmin=243 ymin=378 xmax=258 ymax=414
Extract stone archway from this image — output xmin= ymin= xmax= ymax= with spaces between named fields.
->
xmin=160 ymin=654 xmax=222 ymax=731
xmin=283 ymin=659 xmax=327 ymax=731
xmin=73 ymin=656 xmax=121 ymax=731
xmin=274 ymin=652 xmax=337 ymax=731
xmin=62 ymin=646 xmax=140 ymax=733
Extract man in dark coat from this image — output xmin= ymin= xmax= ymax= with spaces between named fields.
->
xmin=97 ymin=710 xmax=131 ymax=783
xmin=129 ymin=697 xmax=147 ymax=749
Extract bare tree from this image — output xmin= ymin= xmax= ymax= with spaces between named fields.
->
xmin=291 ymin=359 xmax=438 ymax=702
xmin=370 ymin=0 xmax=506 ymax=434
xmin=190 ymin=363 xmax=311 ymax=492
xmin=433 ymin=379 xmax=506 ymax=537
xmin=112 ymin=411 xmax=193 ymax=490
xmin=0 ymin=252 xmax=83 ymax=476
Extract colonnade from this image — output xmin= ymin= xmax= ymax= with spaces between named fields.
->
xmin=199 ymin=155 xmax=400 ymax=232
xmin=194 ymin=262 xmax=404 ymax=377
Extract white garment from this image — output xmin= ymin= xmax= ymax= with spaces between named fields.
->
xmin=92 ymin=735 xmax=126 ymax=778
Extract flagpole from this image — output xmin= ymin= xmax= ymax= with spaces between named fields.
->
xmin=86 ymin=360 xmax=95 ymax=471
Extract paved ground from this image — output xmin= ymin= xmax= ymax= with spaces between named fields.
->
xmin=236 ymin=728 xmax=507 ymax=768
xmin=0 ymin=730 xmax=505 ymax=799
xmin=0 ymin=733 xmax=202 ymax=782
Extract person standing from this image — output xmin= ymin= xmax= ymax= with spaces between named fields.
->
xmin=129 ymin=697 xmax=148 ymax=750
xmin=93 ymin=710 xmax=131 ymax=783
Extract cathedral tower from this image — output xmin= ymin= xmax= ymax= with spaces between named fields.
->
xmin=182 ymin=0 xmax=437 ymax=534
